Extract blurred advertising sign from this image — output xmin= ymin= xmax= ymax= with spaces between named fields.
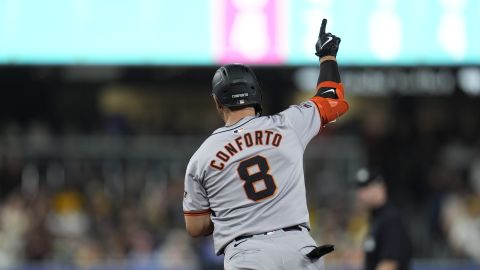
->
xmin=295 ymin=67 xmax=480 ymax=96
xmin=211 ymin=0 xmax=287 ymax=64
xmin=288 ymin=0 xmax=480 ymax=65
xmin=0 ymin=0 xmax=213 ymax=65
xmin=0 ymin=0 xmax=479 ymax=65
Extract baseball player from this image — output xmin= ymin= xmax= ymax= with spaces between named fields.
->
xmin=183 ymin=19 xmax=348 ymax=269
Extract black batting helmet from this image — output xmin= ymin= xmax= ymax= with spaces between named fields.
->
xmin=211 ymin=64 xmax=262 ymax=115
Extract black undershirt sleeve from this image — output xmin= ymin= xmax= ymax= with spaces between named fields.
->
xmin=317 ymin=60 xmax=341 ymax=85
xmin=315 ymin=60 xmax=341 ymax=99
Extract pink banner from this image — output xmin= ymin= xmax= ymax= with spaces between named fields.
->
xmin=212 ymin=0 xmax=286 ymax=65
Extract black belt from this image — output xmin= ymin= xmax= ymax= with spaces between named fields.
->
xmin=227 ymin=224 xmax=333 ymax=260
xmin=234 ymin=225 xmax=304 ymax=242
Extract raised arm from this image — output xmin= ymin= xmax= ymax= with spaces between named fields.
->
xmin=310 ymin=19 xmax=349 ymax=125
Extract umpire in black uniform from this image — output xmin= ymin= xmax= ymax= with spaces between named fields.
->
xmin=355 ymin=168 xmax=411 ymax=270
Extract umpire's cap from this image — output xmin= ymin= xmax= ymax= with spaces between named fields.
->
xmin=354 ymin=167 xmax=385 ymax=188
xmin=212 ymin=64 xmax=262 ymax=115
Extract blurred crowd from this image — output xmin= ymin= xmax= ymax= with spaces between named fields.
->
xmin=0 ymin=121 xmax=216 ymax=270
xmin=0 ymin=169 xmax=207 ymax=270
xmin=1 ymin=96 xmax=480 ymax=269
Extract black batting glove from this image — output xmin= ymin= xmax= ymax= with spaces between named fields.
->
xmin=315 ymin=19 xmax=341 ymax=58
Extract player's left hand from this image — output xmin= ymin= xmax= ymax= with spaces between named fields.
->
xmin=315 ymin=19 xmax=341 ymax=58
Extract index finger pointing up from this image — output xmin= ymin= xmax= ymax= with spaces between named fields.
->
xmin=320 ymin=18 xmax=327 ymax=36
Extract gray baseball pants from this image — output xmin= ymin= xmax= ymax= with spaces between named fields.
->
xmin=223 ymin=227 xmax=326 ymax=270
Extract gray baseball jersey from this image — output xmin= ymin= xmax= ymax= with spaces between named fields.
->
xmin=183 ymin=100 xmax=322 ymax=255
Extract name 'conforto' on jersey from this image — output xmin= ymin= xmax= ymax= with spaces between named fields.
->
xmin=210 ymin=130 xmax=283 ymax=170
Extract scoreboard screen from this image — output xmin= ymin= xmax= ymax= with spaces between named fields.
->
xmin=0 ymin=0 xmax=479 ymax=65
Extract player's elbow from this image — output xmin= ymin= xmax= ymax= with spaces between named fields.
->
xmin=186 ymin=226 xmax=205 ymax=237
xmin=184 ymin=215 xmax=214 ymax=238
xmin=310 ymin=97 xmax=349 ymax=124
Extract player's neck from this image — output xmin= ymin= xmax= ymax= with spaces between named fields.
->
xmin=224 ymin=107 xmax=256 ymax=126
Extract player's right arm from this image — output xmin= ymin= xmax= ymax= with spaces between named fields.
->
xmin=278 ymin=19 xmax=348 ymax=148
xmin=183 ymin=160 xmax=214 ymax=237
xmin=310 ymin=18 xmax=349 ymax=126
xmin=184 ymin=214 xmax=214 ymax=237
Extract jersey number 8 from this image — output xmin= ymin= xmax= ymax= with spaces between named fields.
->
xmin=237 ymin=155 xmax=277 ymax=201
